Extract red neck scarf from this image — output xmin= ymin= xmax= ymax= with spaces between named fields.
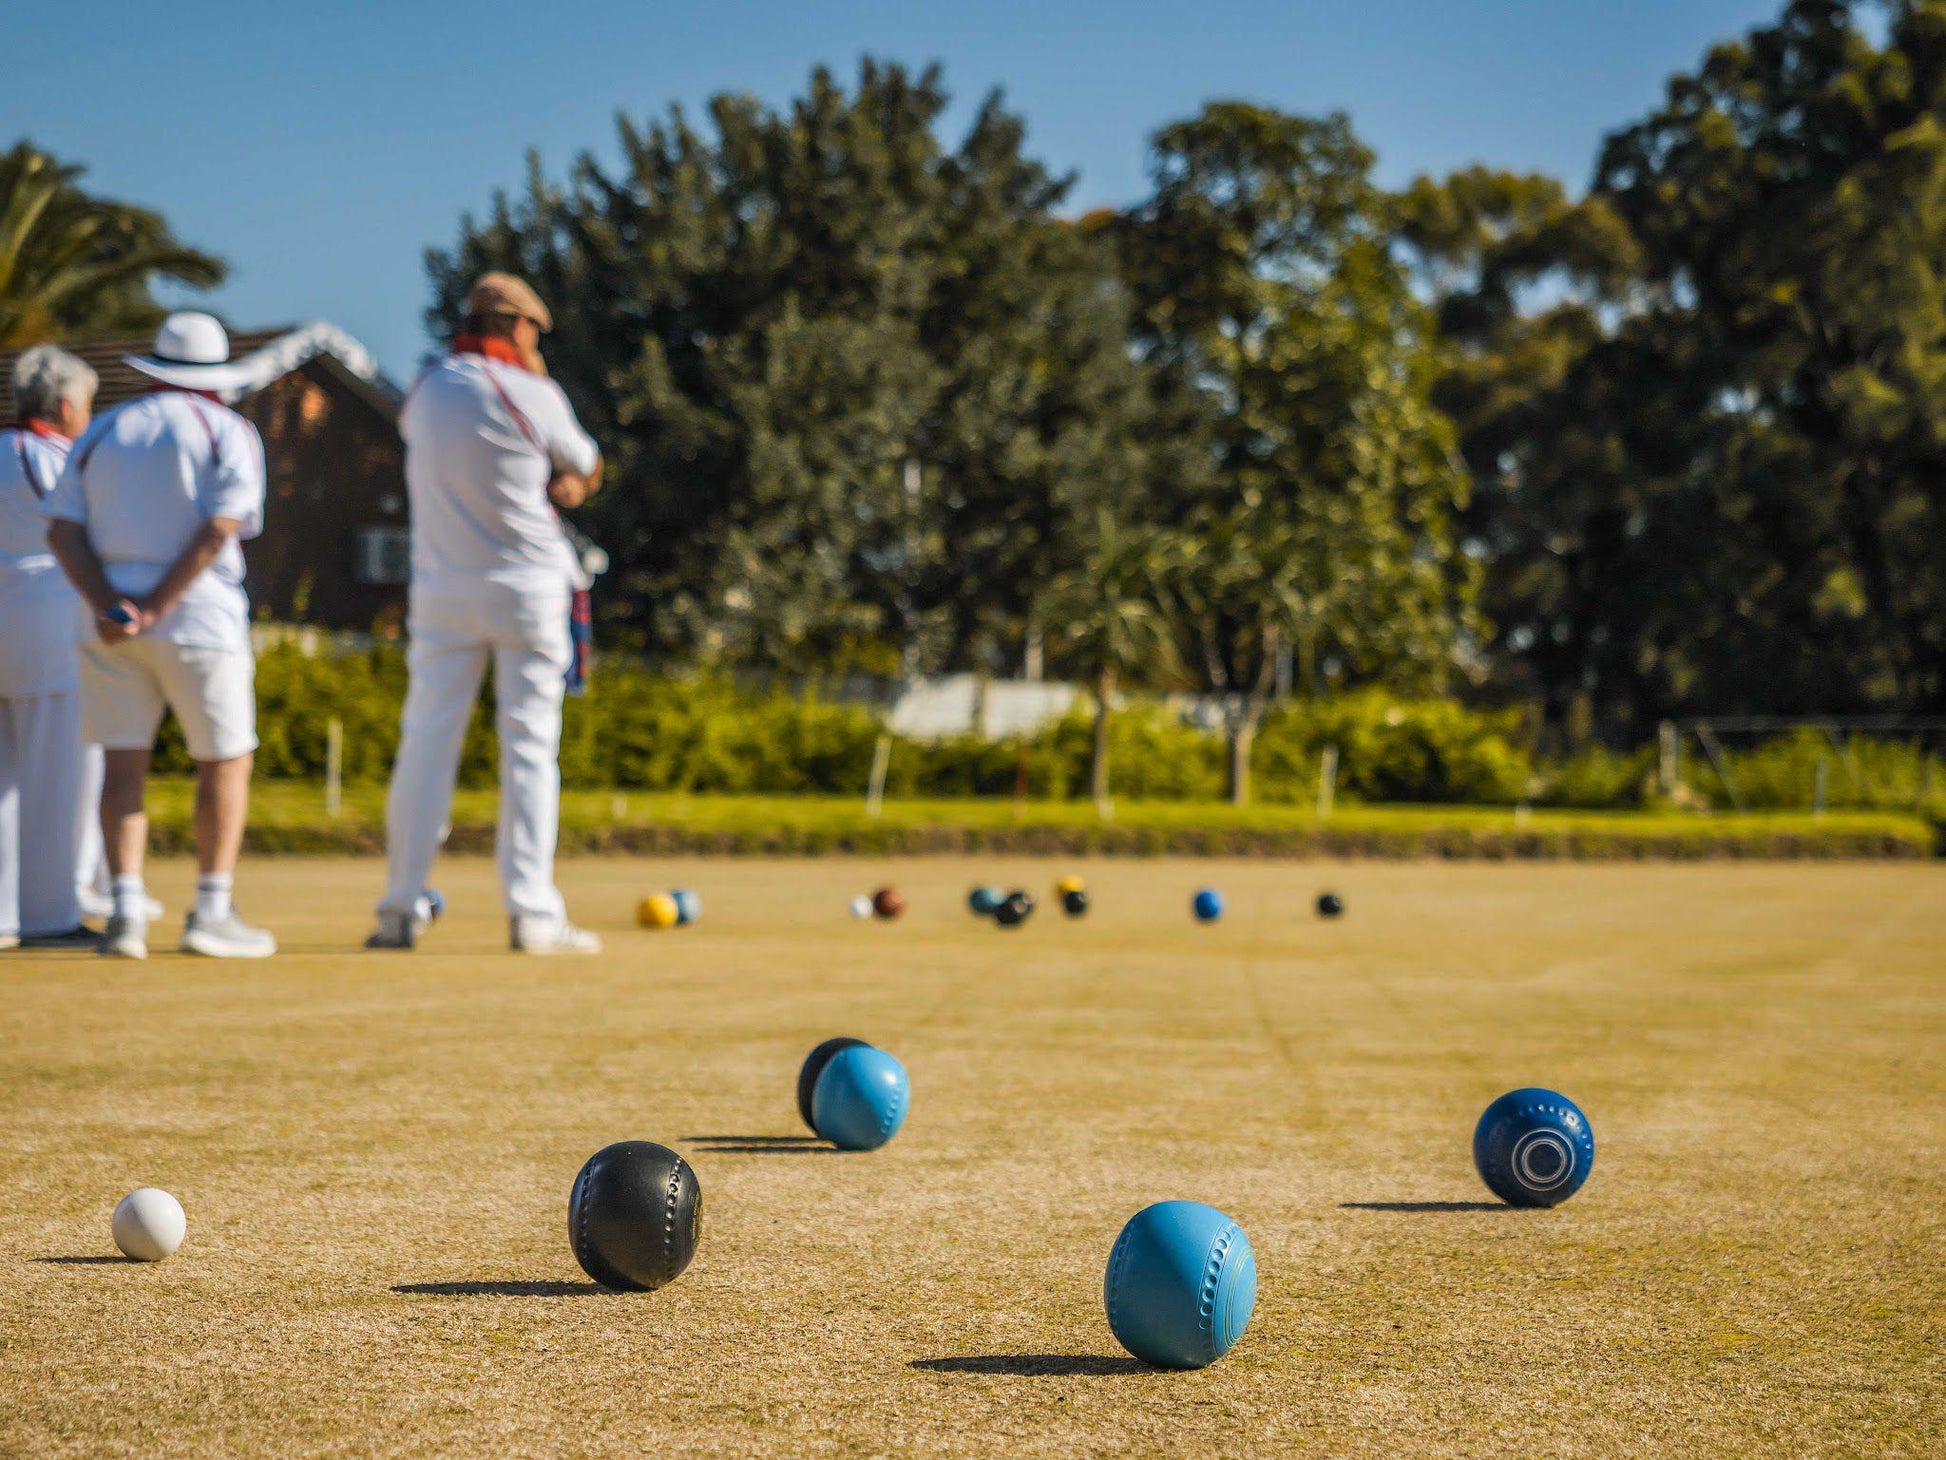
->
xmin=150 ymin=385 xmax=223 ymax=403
xmin=16 ymin=419 xmax=70 ymax=442
xmin=453 ymin=335 xmax=534 ymax=372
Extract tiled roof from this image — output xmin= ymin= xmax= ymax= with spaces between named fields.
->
xmin=1 ymin=322 xmax=400 ymax=417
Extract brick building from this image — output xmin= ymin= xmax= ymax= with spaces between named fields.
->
xmin=2 ymin=322 xmax=411 ymax=633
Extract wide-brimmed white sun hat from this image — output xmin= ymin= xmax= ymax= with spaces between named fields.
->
xmin=124 ymin=312 xmax=257 ymax=392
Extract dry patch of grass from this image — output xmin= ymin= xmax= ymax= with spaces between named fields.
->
xmin=1 ymin=858 xmax=1941 ymax=1456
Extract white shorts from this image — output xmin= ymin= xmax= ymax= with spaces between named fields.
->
xmin=79 ymin=638 xmax=258 ymax=762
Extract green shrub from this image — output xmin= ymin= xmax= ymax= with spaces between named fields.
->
xmin=1254 ymin=691 xmax=1531 ymax=805
xmin=1007 ymin=705 xmax=1224 ymax=801
xmin=1538 ymin=744 xmax=1657 ymax=810
xmin=558 ymin=673 xmax=881 ymax=793
xmin=141 ymin=643 xmax=1944 ymax=819
xmin=1698 ymin=728 xmax=1946 ymax=815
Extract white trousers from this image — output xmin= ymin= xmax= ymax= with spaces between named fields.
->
xmin=77 ymin=743 xmax=105 ymax=901
xmin=0 ymin=691 xmax=86 ymax=937
xmin=380 ymin=582 xmax=570 ymax=923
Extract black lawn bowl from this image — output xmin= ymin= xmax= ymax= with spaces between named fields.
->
xmin=995 ymin=891 xmax=1036 ymax=928
xmin=568 ymin=1141 xmax=701 ymax=1292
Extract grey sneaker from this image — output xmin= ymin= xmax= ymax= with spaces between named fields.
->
xmin=101 ymin=915 xmax=149 ymax=960
xmin=180 ymin=910 xmax=276 ymax=959
xmin=509 ymin=916 xmax=602 ymax=955
xmin=364 ymin=908 xmax=424 ymax=950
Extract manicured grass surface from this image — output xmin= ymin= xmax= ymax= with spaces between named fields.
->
xmin=138 ymin=779 xmax=1937 ymax=857
xmin=2 ymin=858 xmax=1941 ymax=1456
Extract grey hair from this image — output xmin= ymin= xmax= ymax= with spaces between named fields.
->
xmin=12 ymin=344 xmax=98 ymax=421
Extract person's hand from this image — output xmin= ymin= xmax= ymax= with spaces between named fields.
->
xmin=548 ymin=471 xmax=593 ymax=510
xmin=96 ymin=599 xmax=150 ymax=645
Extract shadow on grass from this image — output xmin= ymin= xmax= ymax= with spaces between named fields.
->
xmin=684 ymin=1135 xmax=840 ymax=1155
xmin=31 ymin=1255 xmax=131 ymax=1265
xmin=1339 ymin=1201 xmax=1508 ymax=1213
xmin=914 ymin=1354 xmax=1152 ymax=1377
xmin=392 ymin=1280 xmax=609 ymax=1297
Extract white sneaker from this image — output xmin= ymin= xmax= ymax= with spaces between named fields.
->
xmin=180 ymin=910 xmax=277 ymax=959
xmin=0 ymin=932 xmax=18 ymax=952
xmin=79 ymin=888 xmax=164 ymax=921
xmin=509 ymin=916 xmax=602 ymax=955
xmin=101 ymin=914 xmax=148 ymax=960
xmin=364 ymin=909 xmax=425 ymax=950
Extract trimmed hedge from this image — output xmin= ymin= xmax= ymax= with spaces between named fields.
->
xmin=137 ymin=782 xmax=1936 ymax=859
xmin=150 ymin=644 xmax=1944 ymax=818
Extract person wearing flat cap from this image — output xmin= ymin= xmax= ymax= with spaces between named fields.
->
xmin=367 ymin=272 xmax=604 ymax=954
xmin=41 ymin=312 xmax=275 ymax=959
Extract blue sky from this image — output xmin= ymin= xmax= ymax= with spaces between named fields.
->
xmin=4 ymin=0 xmax=1782 ymax=379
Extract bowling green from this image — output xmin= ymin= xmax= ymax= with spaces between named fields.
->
xmin=1 ymin=857 xmax=1939 ymax=1457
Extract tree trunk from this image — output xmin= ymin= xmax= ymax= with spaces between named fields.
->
xmin=1229 ymin=710 xmax=1258 ymax=806
xmin=1230 ymin=633 xmax=1278 ymax=806
xmin=1091 ymin=668 xmax=1114 ymax=809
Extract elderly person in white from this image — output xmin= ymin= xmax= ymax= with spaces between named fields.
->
xmin=367 ymin=273 xmax=602 ymax=954
xmin=43 ymin=312 xmax=276 ymax=959
xmin=0 ymin=346 xmax=99 ymax=950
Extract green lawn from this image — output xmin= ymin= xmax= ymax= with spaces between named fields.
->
xmin=3 ymin=858 xmax=1941 ymax=1455
xmin=137 ymin=780 xmax=1938 ymax=858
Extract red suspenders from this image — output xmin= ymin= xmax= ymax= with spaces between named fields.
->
xmin=12 ymin=433 xmax=51 ymax=498
xmin=480 ymin=362 xmax=549 ymax=459
xmin=72 ymin=395 xmax=225 ymax=479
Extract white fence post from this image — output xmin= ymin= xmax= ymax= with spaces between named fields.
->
xmin=866 ymin=735 xmax=892 ymax=819
xmin=1317 ymin=744 xmax=1338 ymax=819
xmin=325 ymin=717 xmax=343 ymax=817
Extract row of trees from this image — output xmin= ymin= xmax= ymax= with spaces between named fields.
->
xmin=423 ymin=1 xmax=1945 ymax=765
xmin=1405 ymin=0 xmax=1946 ymax=740
xmin=423 ymin=70 xmax=1480 ymax=799
xmin=6 ymin=0 xmax=1943 ymax=798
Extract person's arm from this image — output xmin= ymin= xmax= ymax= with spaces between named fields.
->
xmin=537 ymin=379 xmax=603 ymax=508
xmin=137 ymin=517 xmax=244 ymax=622
xmin=548 ymin=457 xmax=603 ymax=510
xmin=47 ymin=520 xmax=148 ymax=643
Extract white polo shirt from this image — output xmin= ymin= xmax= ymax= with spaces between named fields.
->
xmin=42 ymin=391 xmax=265 ymax=652
xmin=0 ymin=427 xmax=88 ymax=695
xmin=400 ymin=353 xmax=599 ymax=594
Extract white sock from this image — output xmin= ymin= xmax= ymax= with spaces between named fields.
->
xmin=195 ymin=874 xmax=234 ymax=923
xmin=113 ymin=875 xmax=148 ymax=922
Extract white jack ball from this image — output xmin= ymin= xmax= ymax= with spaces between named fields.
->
xmin=112 ymin=1188 xmax=186 ymax=1261
xmin=849 ymin=894 xmax=873 ymax=919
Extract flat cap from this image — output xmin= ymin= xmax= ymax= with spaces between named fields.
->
xmin=463 ymin=272 xmax=553 ymax=332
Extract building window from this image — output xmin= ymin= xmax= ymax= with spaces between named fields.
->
xmin=355 ymin=526 xmax=411 ymax=585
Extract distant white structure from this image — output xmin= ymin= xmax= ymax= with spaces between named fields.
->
xmin=885 ymin=675 xmax=1081 ymax=741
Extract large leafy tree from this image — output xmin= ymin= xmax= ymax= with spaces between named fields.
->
xmin=1405 ymin=0 xmax=1946 ymax=735
xmin=1393 ymin=167 xmax=1639 ymax=736
xmin=428 ymin=62 xmax=1166 ymax=674
xmin=1592 ymin=0 xmax=1946 ymax=721
xmin=1115 ymin=104 xmax=1476 ymax=801
xmin=0 ymin=141 xmax=223 ymax=347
